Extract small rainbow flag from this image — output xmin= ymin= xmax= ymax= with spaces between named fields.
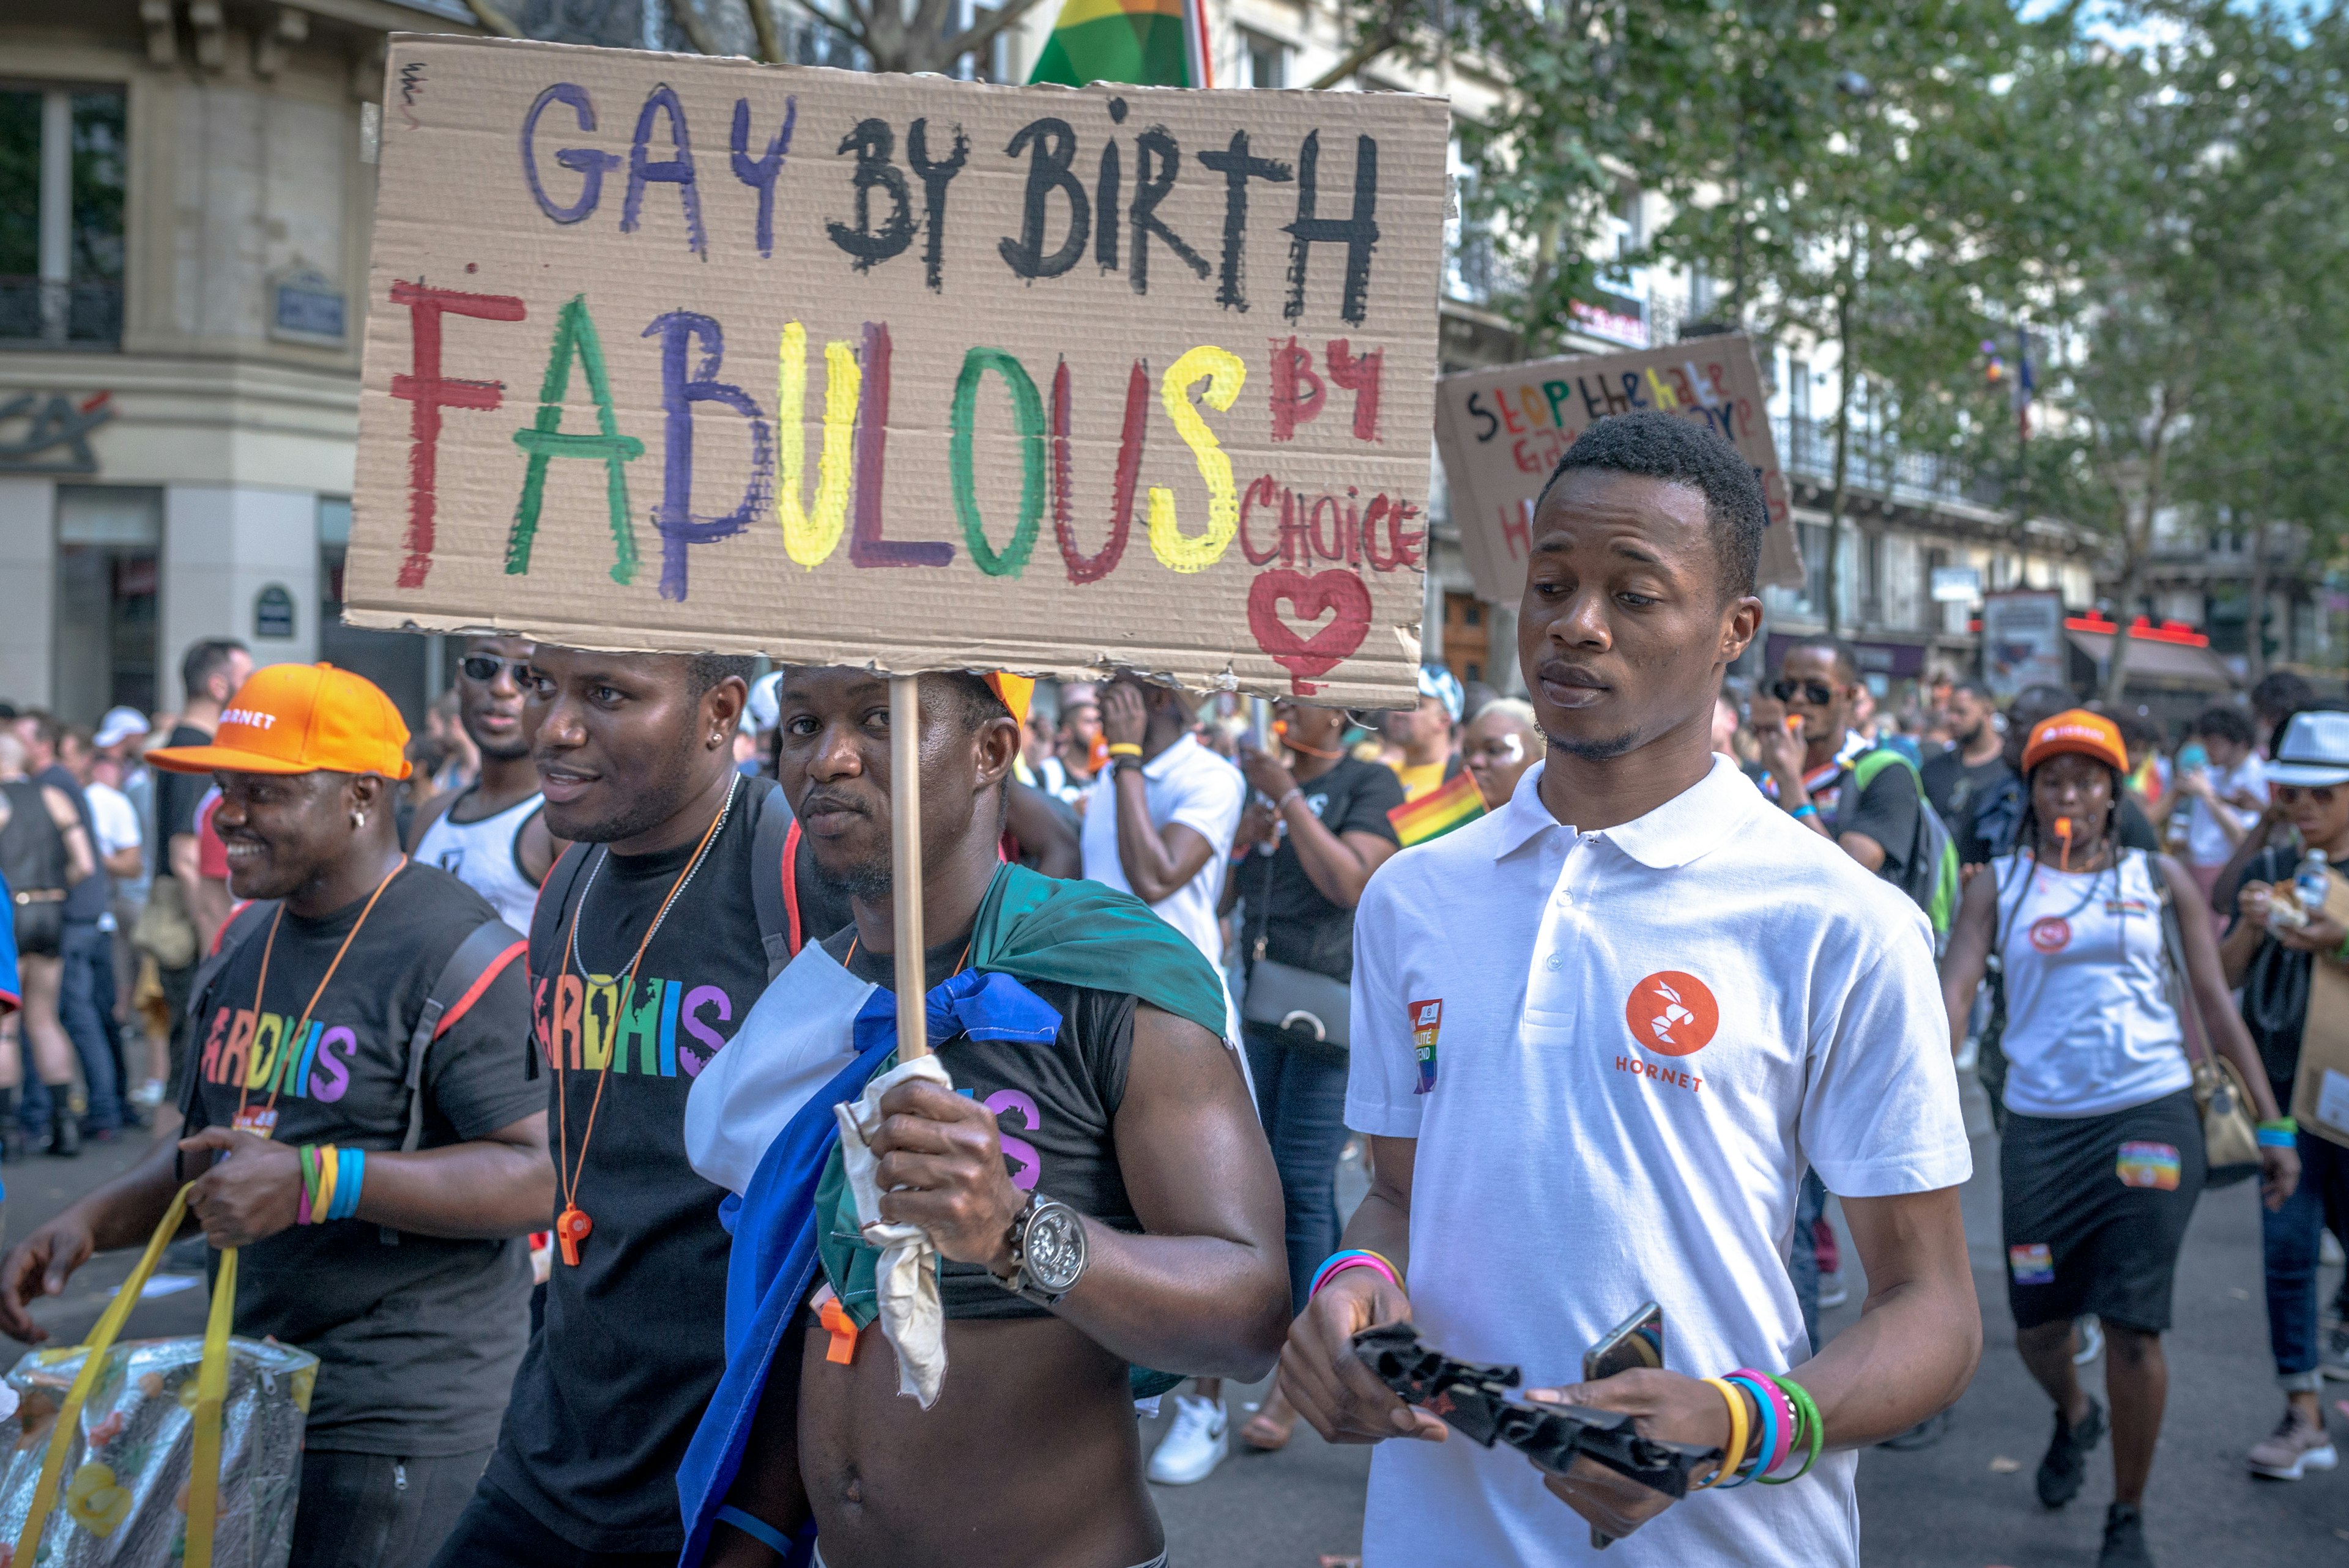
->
xmin=1028 ymin=0 xmax=1209 ymax=89
xmin=1387 ymin=769 xmax=1487 ymax=848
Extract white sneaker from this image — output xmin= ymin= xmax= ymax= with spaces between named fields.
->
xmin=2073 ymin=1316 xmax=2104 ymax=1366
xmin=1816 ymin=1271 xmax=1849 ymax=1311
xmin=1148 ymin=1394 xmax=1229 ymax=1485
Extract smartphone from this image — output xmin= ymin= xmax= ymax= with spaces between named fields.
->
xmin=1583 ymin=1302 xmax=1664 ymax=1551
xmin=1583 ymin=1301 xmax=1664 ymax=1383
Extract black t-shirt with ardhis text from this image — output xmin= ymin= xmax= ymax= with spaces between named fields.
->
xmin=180 ymin=864 xmax=538 ymax=1455
xmin=1241 ymin=757 xmax=1405 ymax=983
xmin=488 ymin=780 xmax=772 ymax=1555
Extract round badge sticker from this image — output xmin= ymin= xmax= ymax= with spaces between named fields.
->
xmin=1625 ymin=971 xmax=1720 ymax=1057
xmin=2029 ymin=916 xmax=2071 ymax=953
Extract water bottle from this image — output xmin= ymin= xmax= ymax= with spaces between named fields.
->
xmin=2297 ymin=848 xmax=2331 ymax=915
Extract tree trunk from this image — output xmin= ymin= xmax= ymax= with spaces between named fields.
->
xmin=1824 ymin=280 xmax=1854 ymax=638
xmin=2102 ymin=532 xmax=2143 ymax=705
xmin=2244 ymin=518 xmax=2271 ymax=686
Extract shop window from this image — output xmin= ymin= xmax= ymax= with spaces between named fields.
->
xmin=53 ymin=486 xmax=158 ymax=722
xmin=0 ymin=84 xmax=125 ymax=348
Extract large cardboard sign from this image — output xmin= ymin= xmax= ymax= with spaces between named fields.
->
xmin=347 ymin=36 xmax=1447 ymax=705
xmin=1433 ymin=337 xmax=1802 ymax=607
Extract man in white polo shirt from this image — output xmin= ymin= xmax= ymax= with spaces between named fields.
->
xmin=1279 ymin=410 xmax=1980 ymax=1566
xmin=1083 ymin=670 xmax=1248 ymax=1484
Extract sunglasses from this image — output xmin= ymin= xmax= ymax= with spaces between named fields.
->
xmin=1769 ymin=678 xmax=1836 ymax=706
xmin=459 ymin=655 xmax=528 ymax=683
xmin=2273 ymin=784 xmax=2341 ymax=807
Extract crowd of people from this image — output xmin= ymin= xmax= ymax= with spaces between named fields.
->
xmin=0 ymin=413 xmax=2332 ymax=1567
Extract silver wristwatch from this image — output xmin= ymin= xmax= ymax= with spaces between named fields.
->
xmin=993 ymin=1193 xmax=1088 ymax=1307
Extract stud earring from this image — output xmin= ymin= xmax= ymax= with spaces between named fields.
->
xmin=352 ymin=812 xmax=366 ymax=829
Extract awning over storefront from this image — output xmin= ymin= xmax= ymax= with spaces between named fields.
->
xmin=2066 ymin=631 xmax=2237 ymax=691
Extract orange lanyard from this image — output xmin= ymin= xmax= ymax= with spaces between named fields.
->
xmin=232 ymin=857 xmax=407 ymax=1137
xmin=550 ymin=778 xmax=736 ymax=1265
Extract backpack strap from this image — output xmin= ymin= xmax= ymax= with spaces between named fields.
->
xmin=381 ymin=915 xmax=528 ymax=1244
xmin=744 ymin=777 xmax=798 ymax=980
xmin=525 ymin=843 xmax=598 ymax=1082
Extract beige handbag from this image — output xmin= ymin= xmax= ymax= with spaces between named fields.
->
xmin=2153 ymin=871 xmax=2261 ymax=1185
xmin=130 ymin=877 xmax=198 ymax=971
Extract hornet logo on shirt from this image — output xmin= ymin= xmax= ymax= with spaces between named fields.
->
xmin=1624 ymin=971 xmax=1718 ymax=1057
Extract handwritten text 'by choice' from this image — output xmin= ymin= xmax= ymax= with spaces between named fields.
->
xmin=355 ymin=42 xmax=1449 ymax=703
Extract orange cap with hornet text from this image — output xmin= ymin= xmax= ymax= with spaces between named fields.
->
xmin=2022 ymin=709 xmax=2128 ymax=776
xmin=145 ymin=662 xmax=413 ymax=779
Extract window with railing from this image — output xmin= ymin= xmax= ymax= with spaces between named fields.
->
xmin=0 ymin=84 xmax=125 ymax=349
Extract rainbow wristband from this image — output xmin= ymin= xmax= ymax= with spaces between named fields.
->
xmin=2258 ymin=1125 xmax=2298 ymax=1148
xmin=314 ymin=1144 xmax=340 ymax=1226
xmin=295 ymin=1145 xmax=317 ymax=1226
xmin=1790 ymin=802 xmax=1819 ymax=821
xmin=1307 ymin=1249 xmax=1400 ymax=1298
xmin=1720 ymin=1376 xmax=1776 ymax=1487
xmin=333 ymin=1149 xmax=366 ymax=1221
xmin=1697 ymin=1378 xmax=1748 ymax=1490
xmin=1731 ymin=1370 xmax=1795 ymax=1476
xmin=1772 ymin=1376 xmax=1826 ymax=1482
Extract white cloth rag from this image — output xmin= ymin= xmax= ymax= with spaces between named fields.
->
xmin=833 ymin=1053 xmax=955 ymax=1408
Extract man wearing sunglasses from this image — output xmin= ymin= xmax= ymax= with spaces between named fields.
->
xmin=2215 ymin=708 xmax=2349 ymax=1479
xmin=409 ymin=637 xmax=569 ymax=931
xmin=1748 ymin=640 xmax=1922 ymax=888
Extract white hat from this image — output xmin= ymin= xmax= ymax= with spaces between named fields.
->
xmin=745 ymin=670 xmax=782 ymax=734
xmin=94 ymin=706 xmax=150 ymax=750
xmin=2266 ymin=709 xmax=2349 ymax=787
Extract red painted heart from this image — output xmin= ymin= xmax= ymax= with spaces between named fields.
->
xmin=1247 ymin=569 xmax=1373 ymax=692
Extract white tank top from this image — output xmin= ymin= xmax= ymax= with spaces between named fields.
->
xmin=415 ymin=788 xmax=546 ymax=932
xmin=1991 ymin=849 xmax=2194 ymax=1118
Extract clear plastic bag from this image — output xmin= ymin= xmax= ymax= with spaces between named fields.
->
xmin=0 ymin=1186 xmax=316 ymax=1568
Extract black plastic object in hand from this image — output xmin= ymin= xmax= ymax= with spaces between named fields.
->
xmin=1351 ymin=1323 xmax=1720 ymax=1500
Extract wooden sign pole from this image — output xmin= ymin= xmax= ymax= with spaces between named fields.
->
xmin=889 ymin=673 xmax=929 ymax=1060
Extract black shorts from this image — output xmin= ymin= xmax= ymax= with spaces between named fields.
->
xmin=2000 ymin=1088 xmax=2205 ymax=1333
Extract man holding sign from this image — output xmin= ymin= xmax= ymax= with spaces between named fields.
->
xmin=676 ymin=665 xmax=1288 ymax=1567
xmin=1280 ymin=412 xmax=1979 ymax=1564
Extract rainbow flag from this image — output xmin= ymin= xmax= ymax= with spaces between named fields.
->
xmin=1387 ymin=769 xmax=1487 ymax=848
xmin=1028 ymin=0 xmax=1211 ymax=89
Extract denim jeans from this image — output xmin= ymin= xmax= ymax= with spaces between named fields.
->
xmin=1242 ymin=1019 xmax=1354 ymax=1313
xmin=56 ymin=921 xmax=122 ymax=1132
xmin=2262 ymin=1123 xmax=2349 ymax=1388
xmin=1788 ymin=1169 xmax=1828 ymax=1355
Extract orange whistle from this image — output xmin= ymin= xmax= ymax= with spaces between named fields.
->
xmin=555 ymin=1205 xmax=593 ymax=1267
xmin=2055 ymin=816 xmax=2074 ymax=873
xmin=818 ymin=1295 xmax=859 ymax=1364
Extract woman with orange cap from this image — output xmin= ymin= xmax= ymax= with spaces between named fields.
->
xmin=1939 ymin=709 xmax=2298 ymax=1568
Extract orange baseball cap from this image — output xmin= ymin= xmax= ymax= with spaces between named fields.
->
xmin=146 ymin=662 xmax=414 ymax=780
xmin=2022 ymin=709 xmax=2128 ymax=775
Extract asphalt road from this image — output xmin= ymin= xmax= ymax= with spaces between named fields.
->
xmin=1145 ymin=1082 xmax=2349 ymax=1567
xmin=8 ymin=1089 xmax=2345 ymax=1568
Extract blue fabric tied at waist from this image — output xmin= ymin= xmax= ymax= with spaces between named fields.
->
xmin=674 ymin=966 xmax=1061 ymax=1568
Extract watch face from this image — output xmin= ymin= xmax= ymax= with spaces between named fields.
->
xmin=1026 ymin=1203 xmax=1087 ymax=1293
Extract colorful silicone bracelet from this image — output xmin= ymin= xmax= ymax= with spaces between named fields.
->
xmin=2258 ymin=1117 xmax=2298 ymax=1133
xmin=1773 ymin=1376 xmax=1826 ymax=1482
xmin=1698 ymin=1378 xmax=1748 ymax=1490
xmin=295 ymin=1145 xmax=317 ymax=1226
xmin=2258 ymin=1126 xmax=2298 ymax=1148
xmin=1722 ymin=1376 xmax=1775 ymax=1487
xmin=314 ymin=1144 xmax=340 ymax=1226
xmin=1105 ymin=742 xmax=1144 ymax=758
xmin=1732 ymin=1370 xmax=1796 ymax=1476
xmin=1308 ymin=1250 xmax=1401 ymax=1298
xmin=336 ymin=1149 xmax=366 ymax=1221
xmin=1791 ymin=802 xmax=1819 ymax=821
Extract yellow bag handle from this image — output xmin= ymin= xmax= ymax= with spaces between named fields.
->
xmin=13 ymin=1183 xmax=236 ymax=1568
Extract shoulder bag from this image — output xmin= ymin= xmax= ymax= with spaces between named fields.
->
xmin=1239 ymin=846 xmax=1352 ymax=1047
xmin=2150 ymin=854 xmax=2262 ymax=1186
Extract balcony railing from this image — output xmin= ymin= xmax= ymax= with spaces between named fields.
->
xmin=0 ymin=278 xmax=123 ymax=349
xmin=1771 ymin=413 xmax=2007 ymax=511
